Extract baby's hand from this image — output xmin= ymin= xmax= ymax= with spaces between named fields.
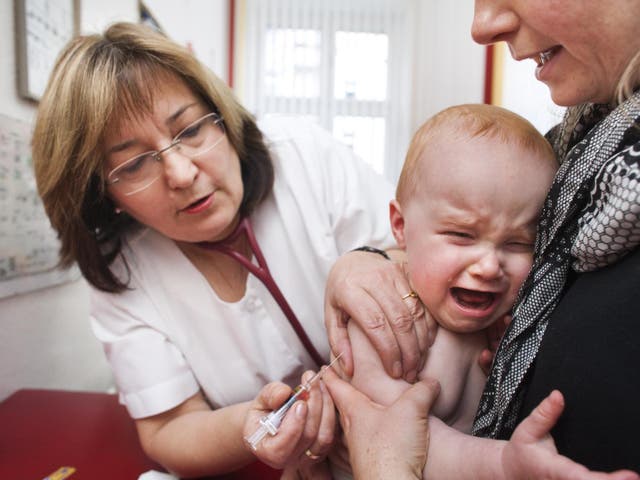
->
xmin=504 ymin=390 xmax=639 ymax=480
xmin=243 ymin=371 xmax=337 ymax=470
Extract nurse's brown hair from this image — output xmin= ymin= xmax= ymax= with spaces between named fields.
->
xmin=33 ymin=22 xmax=273 ymax=292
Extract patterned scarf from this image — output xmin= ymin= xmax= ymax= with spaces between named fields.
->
xmin=472 ymin=90 xmax=640 ymax=438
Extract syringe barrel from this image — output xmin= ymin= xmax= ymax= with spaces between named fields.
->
xmin=244 ymin=382 xmax=312 ymax=450
xmin=276 ymin=389 xmax=303 ymax=415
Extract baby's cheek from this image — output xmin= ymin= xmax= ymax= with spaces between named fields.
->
xmin=508 ymin=257 xmax=534 ymax=300
xmin=515 ymin=255 xmax=534 ymax=283
xmin=409 ymin=268 xmax=437 ymax=305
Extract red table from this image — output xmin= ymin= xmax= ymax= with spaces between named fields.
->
xmin=0 ymin=389 xmax=280 ymax=480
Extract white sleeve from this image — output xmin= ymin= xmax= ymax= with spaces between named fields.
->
xmin=263 ymin=117 xmax=397 ymax=254
xmin=90 ymin=276 xmax=199 ymax=419
xmin=313 ymin=124 xmax=397 ymax=253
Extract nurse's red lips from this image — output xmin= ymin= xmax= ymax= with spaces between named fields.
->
xmin=182 ymin=193 xmax=213 ymax=214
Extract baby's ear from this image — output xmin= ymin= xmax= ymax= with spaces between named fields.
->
xmin=389 ymin=199 xmax=407 ymax=249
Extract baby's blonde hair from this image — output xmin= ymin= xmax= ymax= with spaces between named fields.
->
xmin=396 ymin=104 xmax=556 ymax=203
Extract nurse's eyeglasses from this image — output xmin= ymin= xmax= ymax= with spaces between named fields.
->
xmin=106 ymin=112 xmax=225 ymax=196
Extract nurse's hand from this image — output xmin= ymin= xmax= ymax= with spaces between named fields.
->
xmin=243 ymin=371 xmax=337 ymax=470
xmin=324 ymin=249 xmax=436 ymax=382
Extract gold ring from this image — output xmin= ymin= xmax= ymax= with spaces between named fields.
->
xmin=401 ymin=291 xmax=418 ymax=300
xmin=305 ymin=448 xmax=321 ymax=460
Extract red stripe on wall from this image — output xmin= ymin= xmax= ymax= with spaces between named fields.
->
xmin=484 ymin=44 xmax=494 ymax=104
xmin=228 ymin=0 xmax=235 ymax=88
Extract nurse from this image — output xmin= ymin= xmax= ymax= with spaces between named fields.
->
xmin=31 ymin=22 xmax=413 ymax=478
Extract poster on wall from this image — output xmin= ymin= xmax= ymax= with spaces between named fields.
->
xmin=15 ymin=0 xmax=76 ymax=101
xmin=0 ymin=114 xmax=79 ymax=298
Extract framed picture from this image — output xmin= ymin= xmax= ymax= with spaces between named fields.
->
xmin=139 ymin=1 xmax=163 ymax=33
xmin=14 ymin=0 xmax=76 ymax=101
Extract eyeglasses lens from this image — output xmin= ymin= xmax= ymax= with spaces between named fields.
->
xmin=108 ymin=113 xmax=224 ymax=195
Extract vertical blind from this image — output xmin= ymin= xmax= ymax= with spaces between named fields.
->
xmin=237 ymin=0 xmax=415 ymax=181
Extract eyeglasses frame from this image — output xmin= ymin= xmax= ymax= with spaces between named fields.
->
xmin=106 ymin=112 xmax=225 ymax=196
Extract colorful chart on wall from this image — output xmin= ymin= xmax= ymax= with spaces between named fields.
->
xmin=0 ymin=114 xmax=79 ymax=298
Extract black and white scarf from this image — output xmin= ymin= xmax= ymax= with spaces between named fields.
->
xmin=472 ymin=91 xmax=640 ymax=438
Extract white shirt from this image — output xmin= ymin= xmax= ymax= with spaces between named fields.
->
xmin=90 ymin=117 xmax=395 ymax=418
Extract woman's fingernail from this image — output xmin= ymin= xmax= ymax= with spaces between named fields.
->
xmin=405 ymin=369 xmax=417 ymax=383
xmin=296 ymin=402 xmax=306 ymax=418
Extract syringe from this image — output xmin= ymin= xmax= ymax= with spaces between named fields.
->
xmin=245 ymin=354 xmax=342 ymax=451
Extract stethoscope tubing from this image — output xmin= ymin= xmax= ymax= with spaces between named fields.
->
xmin=199 ymin=217 xmax=324 ymax=367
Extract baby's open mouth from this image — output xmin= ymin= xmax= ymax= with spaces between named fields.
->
xmin=451 ymin=287 xmax=496 ymax=310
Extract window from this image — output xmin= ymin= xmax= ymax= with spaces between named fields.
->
xmin=237 ymin=0 xmax=414 ymax=181
xmin=264 ymin=28 xmax=321 ymax=99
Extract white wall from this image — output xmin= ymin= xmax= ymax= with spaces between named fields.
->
xmin=411 ymin=1 xmax=486 ymax=134
xmin=78 ymin=0 xmax=139 ymax=33
xmin=498 ymin=43 xmax=565 ymax=134
xmin=144 ymin=0 xmax=229 ymax=83
xmin=0 ymin=0 xmax=139 ymax=402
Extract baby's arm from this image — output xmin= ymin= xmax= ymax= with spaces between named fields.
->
xmin=348 ymin=321 xmax=411 ymax=405
xmin=349 ymin=322 xmax=487 ymax=432
xmin=417 ymin=328 xmax=487 ymax=431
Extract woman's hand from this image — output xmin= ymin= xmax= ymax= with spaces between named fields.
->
xmin=503 ymin=390 xmax=640 ymax=480
xmin=324 ymin=250 xmax=437 ymax=382
xmin=322 ymin=367 xmax=440 ymax=480
xmin=243 ymin=371 xmax=337 ymax=470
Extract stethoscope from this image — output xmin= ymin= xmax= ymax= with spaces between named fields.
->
xmin=198 ymin=217 xmax=324 ymax=367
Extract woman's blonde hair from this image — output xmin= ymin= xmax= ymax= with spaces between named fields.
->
xmin=33 ymin=22 xmax=273 ymax=292
xmin=396 ymin=104 xmax=556 ymax=204
xmin=616 ymin=50 xmax=640 ymax=105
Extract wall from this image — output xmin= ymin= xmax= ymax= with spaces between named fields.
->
xmin=0 ymin=0 xmax=231 ymax=402
xmin=0 ymin=0 xmax=138 ymax=401
xmin=79 ymin=0 xmax=139 ymax=33
xmin=144 ymin=0 xmax=229 ymax=82
xmin=411 ymin=1 xmax=486 ymax=134
xmin=496 ymin=42 xmax=565 ymax=134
